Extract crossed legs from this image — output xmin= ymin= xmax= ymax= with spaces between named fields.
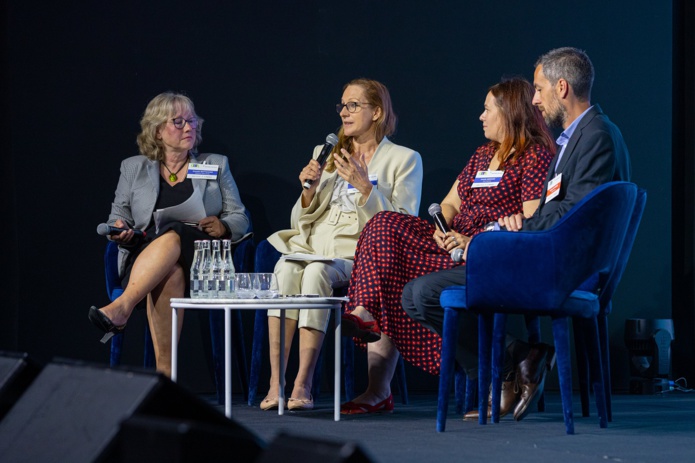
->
xmin=98 ymin=231 xmax=185 ymax=375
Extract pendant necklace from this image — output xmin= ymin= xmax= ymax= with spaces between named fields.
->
xmin=162 ymin=155 xmax=189 ymax=182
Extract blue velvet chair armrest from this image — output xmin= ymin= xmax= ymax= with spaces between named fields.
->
xmin=465 ymin=230 xmax=565 ymax=312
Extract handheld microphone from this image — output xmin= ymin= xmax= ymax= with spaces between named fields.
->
xmin=428 ymin=203 xmax=451 ymax=233
xmin=303 ymin=133 xmax=339 ymax=189
xmin=96 ymin=223 xmax=146 ymax=237
xmin=429 ymin=203 xmax=463 ymax=262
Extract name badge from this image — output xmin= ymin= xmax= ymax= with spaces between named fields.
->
xmin=545 ymin=173 xmax=562 ymax=202
xmin=347 ymin=174 xmax=378 ymax=194
xmin=187 ymin=163 xmax=219 ymax=180
xmin=471 ymin=170 xmax=503 ymax=188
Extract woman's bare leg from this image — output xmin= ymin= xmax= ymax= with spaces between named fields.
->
xmin=350 ymin=333 xmax=400 ymax=405
xmin=350 ymin=305 xmax=375 ymax=323
xmin=99 ymin=231 xmax=182 ymax=326
xmin=290 ymin=327 xmax=325 ymax=400
xmin=264 ymin=315 xmax=298 ymax=401
xmin=147 ymin=263 xmax=186 ymax=377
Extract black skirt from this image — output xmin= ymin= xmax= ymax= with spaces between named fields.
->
xmin=121 ymin=221 xmax=226 ymax=298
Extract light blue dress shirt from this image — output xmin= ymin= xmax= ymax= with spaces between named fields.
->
xmin=554 ymin=105 xmax=594 ymax=173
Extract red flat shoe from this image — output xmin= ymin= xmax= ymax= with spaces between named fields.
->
xmin=341 ymin=313 xmax=381 ymax=343
xmin=340 ymin=395 xmax=394 ymax=415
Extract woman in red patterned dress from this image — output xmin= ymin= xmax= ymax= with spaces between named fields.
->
xmin=340 ymin=77 xmax=556 ymax=414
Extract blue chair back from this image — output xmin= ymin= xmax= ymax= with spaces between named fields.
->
xmin=574 ymin=187 xmax=646 ymax=421
xmin=464 ymin=181 xmax=637 ymax=315
xmin=599 ymin=188 xmax=647 ymax=312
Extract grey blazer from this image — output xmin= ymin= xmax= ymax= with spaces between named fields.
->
xmin=108 ymin=152 xmax=249 ymax=276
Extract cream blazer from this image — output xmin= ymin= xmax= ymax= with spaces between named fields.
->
xmin=268 ymin=137 xmax=423 ymax=259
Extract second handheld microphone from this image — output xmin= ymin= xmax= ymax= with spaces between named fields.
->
xmin=96 ymin=223 xmax=146 ymax=237
xmin=303 ymin=133 xmax=339 ymax=189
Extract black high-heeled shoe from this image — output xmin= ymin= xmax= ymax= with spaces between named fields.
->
xmin=88 ymin=306 xmax=126 ymax=343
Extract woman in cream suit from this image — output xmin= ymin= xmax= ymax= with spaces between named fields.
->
xmin=88 ymin=92 xmax=249 ymax=376
xmin=261 ymin=78 xmax=423 ymax=411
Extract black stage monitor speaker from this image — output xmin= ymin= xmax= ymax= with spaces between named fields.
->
xmin=0 ymin=351 xmax=42 ymax=420
xmin=257 ymin=433 xmax=375 ymax=463
xmin=0 ymin=359 xmax=265 ymax=463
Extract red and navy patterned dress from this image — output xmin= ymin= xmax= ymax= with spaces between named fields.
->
xmin=346 ymin=142 xmax=553 ymax=375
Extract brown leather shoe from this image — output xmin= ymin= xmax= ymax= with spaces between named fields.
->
xmin=513 ymin=343 xmax=556 ymax=421
xmin=463 ymin=381 xmax=519 ymax=420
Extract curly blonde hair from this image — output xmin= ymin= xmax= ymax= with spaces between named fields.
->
xmin=136 ymin=92 xmax=204 ymax=161
xmin=325 ymin=78 xmax=397 ymax=173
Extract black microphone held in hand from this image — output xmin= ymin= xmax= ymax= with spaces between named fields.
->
xmin=429 ymin=203 xmax=464 ymax=262
xmin=303 ymin=133 xmax=339 ymax=189
xmin=96 ymin=223 xmax=146 ymax=237
xmin=428 ymin=203 xmax=451 ymax=233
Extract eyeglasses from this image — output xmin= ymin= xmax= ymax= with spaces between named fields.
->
xmin=170 ymin=117 xmax=198 ymax=129
xmin=335 ymin=102 xmax=372 ymax=114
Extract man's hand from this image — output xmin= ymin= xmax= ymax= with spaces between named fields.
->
xmin=498 ymin=213 xmax=524 ymax=232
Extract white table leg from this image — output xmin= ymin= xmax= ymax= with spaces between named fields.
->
xmin=279 ymin=309 xmax=286 ymax=415
xmin=171 ymin=307 xmax=178 ymax=382
xmin=225 ymin=307 xmax=232 ymax=418
xmin=334 ymin=305 xmax=341 ymax=421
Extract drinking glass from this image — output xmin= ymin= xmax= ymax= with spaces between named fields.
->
xmin=254 ymin=273 xmax=278 ymax=299
xmin=234 ymin=273 xmax=255 ymax=299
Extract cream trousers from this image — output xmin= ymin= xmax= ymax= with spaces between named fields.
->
xmin=266 ymin=258 xmax=353 ymax=332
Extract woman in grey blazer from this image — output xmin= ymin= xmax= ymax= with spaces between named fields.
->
xmin=88 ymin=92 xmax=249 ymax=376
xmin=261 ymin=78 xmax=423 ymax=411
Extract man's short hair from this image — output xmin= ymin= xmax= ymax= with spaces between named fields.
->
xmin=535 ymin=47 xmax=595 ymax=101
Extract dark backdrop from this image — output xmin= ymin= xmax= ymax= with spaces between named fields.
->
xmin=2 ymin=0 xmax=679 ymax=393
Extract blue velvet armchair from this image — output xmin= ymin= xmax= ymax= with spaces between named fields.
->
xmin=437 ymin=181 xmax=638 ymax=434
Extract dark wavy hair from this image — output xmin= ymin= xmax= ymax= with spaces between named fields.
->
xmin=488 ymin=77 xmax=556 ymax=167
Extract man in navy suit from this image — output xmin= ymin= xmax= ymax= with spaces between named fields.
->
xmin=402 ymin=47 xmax=631 ymax=421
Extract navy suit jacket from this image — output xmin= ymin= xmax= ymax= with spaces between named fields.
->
xmin=524 ymin=104 xmax=632 ymax=231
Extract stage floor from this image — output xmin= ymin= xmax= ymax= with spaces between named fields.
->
xmin=206 ymin=391 xmax=695 ymax=463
